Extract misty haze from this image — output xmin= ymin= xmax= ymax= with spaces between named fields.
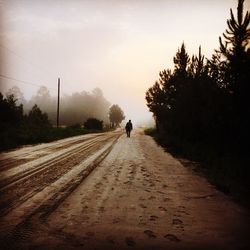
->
xmin=0 ymin=0 xmax=250 ymax=249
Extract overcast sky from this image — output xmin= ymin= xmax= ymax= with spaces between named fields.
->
xmin=0 ymin=0 xmax=249 ymax=125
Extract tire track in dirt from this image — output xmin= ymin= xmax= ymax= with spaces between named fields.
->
xmin=0 ymin=132 xmax=121 ymax=216
xmin=0 ymin=134 xmax=109 ymax=186
xmin=0 ymin=133 xmax=121 ymax=248
xmin=0 ymin=133 xmax=105 ymax=171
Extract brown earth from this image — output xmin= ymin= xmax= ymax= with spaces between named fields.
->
xmin=0 ymin=129 xmax=249 ymax=250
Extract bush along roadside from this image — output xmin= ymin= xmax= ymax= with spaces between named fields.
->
xmin=0 ymin=93 xmax=104 ymax=152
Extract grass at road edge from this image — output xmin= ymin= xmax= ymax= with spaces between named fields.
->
xmin=0 ymin=125 xmax=106 ymax=152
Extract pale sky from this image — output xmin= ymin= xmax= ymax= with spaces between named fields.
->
xmin=0 ymin=0 xmax=249 ymax=125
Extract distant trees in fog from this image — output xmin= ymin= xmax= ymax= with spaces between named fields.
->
xmin=108 ymin=104 xmax=125 ymax=128
xmin=1 ymin=85 xmax=125 ymax=150
xmin=5 ymin=86 xmax=113 ymax=126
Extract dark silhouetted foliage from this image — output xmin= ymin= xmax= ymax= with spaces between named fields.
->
xmin=84 ymin=118 xmax=103 ymax=130
xmin=27 ymin=104 xmax=51 ymax=129
xmin=1 ymin=84 xmax=125 ymax=150
xmin=0 ymin=93 xmax=24 ymax=127
xmin=0 ymin=92 xmax=108 ymax=151
xmin=146 ymin=0 xmax=250 ymax=203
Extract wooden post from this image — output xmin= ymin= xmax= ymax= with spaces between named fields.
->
xmin=57 ymin=77 xmax=60 ymax=128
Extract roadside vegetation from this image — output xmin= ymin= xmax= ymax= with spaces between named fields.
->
xmin=0 ymin=93 xmax=98 ymax=151
xmin=0 ymin=91 xmax=125 ymax=151
xmin=145 ymin=0 xmax=250 ymax=206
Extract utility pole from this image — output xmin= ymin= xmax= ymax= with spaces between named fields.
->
xmin=57 ymin=77 xmax=60 ymax=128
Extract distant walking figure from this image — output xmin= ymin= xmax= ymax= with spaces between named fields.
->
xmin=125 ymin=120 xmax=133 ymax=138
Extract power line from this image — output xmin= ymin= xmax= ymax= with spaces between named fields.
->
xmin=0 ymin=43 xmax=30 ymax=63
xmin=0 ymin=43 xmax=56 ymax=81
xmin=0 ymin=73 xmax=57 ymax=91
xmin=0 ymin=43 xmax=69 ymax=95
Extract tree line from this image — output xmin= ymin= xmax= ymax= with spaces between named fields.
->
xmin=0 ymin=87 xmax=125 ymax=151
xmin=6 ymin=86 xmax=115 ymax=126
xmin=146 ymin=0 xmax=250 ymax=189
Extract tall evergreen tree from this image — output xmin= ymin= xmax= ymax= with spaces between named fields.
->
xmin=219 ymin=0 xmax=250 ymax=95
xmin=173 ymin=42 xmax=190 ymax=76
xmin=189 ymin=46 xmax=206 ymax=78
xmin=218 ymin=0 xmax=250 ymax=150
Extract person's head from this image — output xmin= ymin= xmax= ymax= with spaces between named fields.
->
xmin=129 ymin=120 xmax=131 ymax=122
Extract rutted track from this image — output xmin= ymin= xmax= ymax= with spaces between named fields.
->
xmin=0 ymin=133 xmax=105 ymax=171
xmin=0 ymin=131 xmax=121 ymax=217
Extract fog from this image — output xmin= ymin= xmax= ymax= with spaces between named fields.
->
xmin=1 ymin=0 xmax=248 ymax=127
xmin=6 ymin=85 xmax=116 ymax=126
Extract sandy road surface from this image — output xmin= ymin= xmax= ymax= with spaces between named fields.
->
xmin=0 ymin=129 xmax=249 ymax=250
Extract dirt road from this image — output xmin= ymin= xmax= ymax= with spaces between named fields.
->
xmin=0 ymin=129 xmax=249 ymax=250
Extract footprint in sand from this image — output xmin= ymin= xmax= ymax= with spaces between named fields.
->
xmin=82 ymin=231 xmax=95 ymax=240
xmin=106 ymin=235 xmax=115 ymax=244
xmin=99 ymin=207 xmax=105 ymax=212
xmin=148 ymin=196 xmax=156 ymax=200
xmin=112 ymin=218 xmax=121 ymax=224
xmin=172 ymin=219 xmax=183 ymax=225
xmin=163 ymin=197 xmax=171 ymax=202
xmin=86 ymin=232 xmax=95 ymax=237
xmin=149 ymin=215 xmax=158 ymax=221
xmin=178 ymin=210 xmax=190 ymax=215
xmin=179 ymin=206 xmax=186 ymax=209
xmin=125 ymin=236 xmax=136 ymax=246
xmin=144 ymin=230 xmax=157 ymax=238
xmin=174 ymin=214 xmax=181 ymax=217
xmin=81 ymin=215 xmax=90 ymax=221
xmin=130 ymin=204 xmax=136 ymax=210
xmin=95 ymin=183 xmax=102 ymax=188
xmin=159 ymin=206 xmax=167 ymax=212
xmin=164 ymin=234 xmax=180 ymax=242
xmin=157 ymin=191 xmax=165 ymax=194
xmin=139 ymin=204 xmax=147 ymax=208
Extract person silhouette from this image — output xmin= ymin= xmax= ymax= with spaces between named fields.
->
xmin=125 ymin=120 xmax=133 ymax=137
